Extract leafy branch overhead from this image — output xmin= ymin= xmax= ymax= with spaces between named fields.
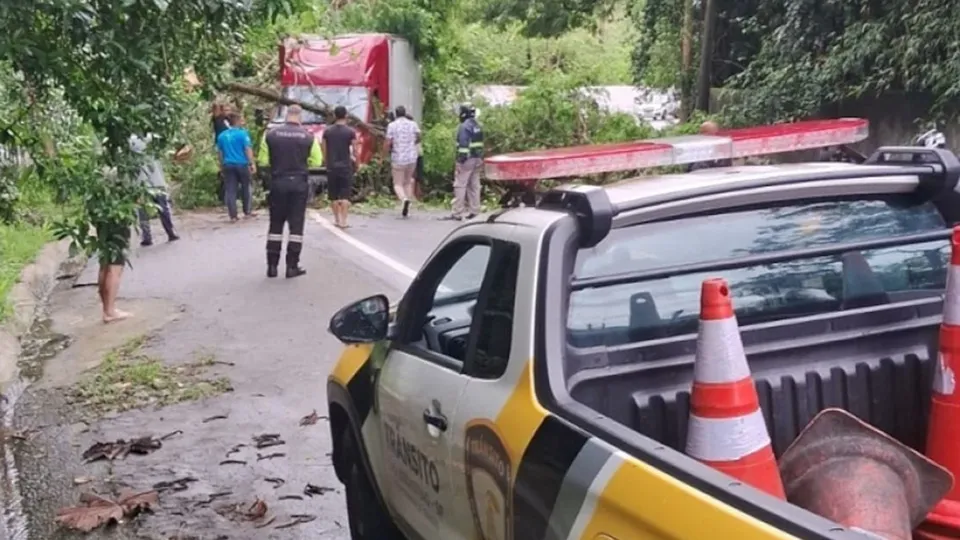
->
xmin=0 ymin=0 xmax=301 ymax=153
xmin=0 ymin=0 xmax=299 ymax=258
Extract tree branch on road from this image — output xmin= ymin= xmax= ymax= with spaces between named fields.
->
xmin=222 ymin=81 xmax=383 ymax=137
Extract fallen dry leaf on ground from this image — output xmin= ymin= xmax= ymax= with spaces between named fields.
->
xmin=118 ymin=490 xmax=159 ymax=514
xmin=56 ymin=493 xmax=123 ymax=532
xmin=245 ymin=498 xmax=268 ymax=521
xmin=264 ymin=477 xmax=285 ymax=489
xmin=252 ymin=433 xmax=284 ymax=449
xmin=215 ymin=497 xmax=272 ymax=525
xmin=55 ymin=490 xmax=159 ymax=532
xmin=275 ymin=513 xmax=317 ymax=529
xmin=303 ymin=484 xmax=336 ymax=497
xmin=195 ymin=491 xmax=232 ymax=508
xmin=299 ymin=410 xmax=326 ymax=426
xmin=82 ymin=436 xmax=162 ymax=462
xmin=152 ymin=476 xmax=197 ymax=493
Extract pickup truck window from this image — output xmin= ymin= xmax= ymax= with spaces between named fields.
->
xmin=466 ymin=243 xmax=521 ymax=380
xmin=569 ymin=198 xmax=949 ymax=347
xmin=400 ymin=242 xmax=492 ymax=366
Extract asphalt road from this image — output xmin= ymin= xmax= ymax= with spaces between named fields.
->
xmin=8 ymin=204 xmax=463 ymax=540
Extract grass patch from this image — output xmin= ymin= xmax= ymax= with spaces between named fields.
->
xmin=0 ymin=222 xmax=52 ymax=322
xmin=72 ymin=335 xmax=232 ymax=415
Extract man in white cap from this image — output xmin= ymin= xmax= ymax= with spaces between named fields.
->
xmin=129 ymin=133 xmax=179 ymax=246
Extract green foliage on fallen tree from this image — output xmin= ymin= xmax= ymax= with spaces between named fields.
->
xmin=408 ymin=72 xmax=662 ymax=197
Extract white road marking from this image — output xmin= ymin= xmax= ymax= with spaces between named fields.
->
xmin=310 ymin=210 xmax=457 ymax=293
xmin=309 ymin=210 xmax=419 ymax=280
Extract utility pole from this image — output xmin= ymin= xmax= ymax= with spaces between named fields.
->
xmin=696 ymin=0 xmax=718 ymax=112
xmin=680 ymin=0 xmax=694 ymax=121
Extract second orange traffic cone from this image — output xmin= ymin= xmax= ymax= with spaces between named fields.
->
xmin=919 ymin=226 xmax=960 ymax=537
xmin=685 ymin=278 xmax=785 ymax=499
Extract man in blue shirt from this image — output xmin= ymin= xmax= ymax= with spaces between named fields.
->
xmin=216 ymin=112 xmax=257 ymax=221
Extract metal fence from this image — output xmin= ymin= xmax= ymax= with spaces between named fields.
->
xmin=0 ymin=144 xmax=28 ymax=167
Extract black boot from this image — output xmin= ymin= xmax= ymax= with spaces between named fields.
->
xmin=267 ymin=265 xmax=278 ymax=278
xmin=286 ymin=266 xmax=306 ymax=279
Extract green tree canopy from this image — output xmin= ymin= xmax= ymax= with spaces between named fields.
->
xmin=727 ymin=0 xmax=960 ymax=123
xmin=468 ymin=0 xmax=614 ymax=38
xmin=0 ymin=0 xmax=298 ymax=259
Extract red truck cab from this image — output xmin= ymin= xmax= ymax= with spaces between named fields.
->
xmin=266 ymin=33 xmax=423 ymax=191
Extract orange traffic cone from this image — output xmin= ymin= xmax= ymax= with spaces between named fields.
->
xmin=918 ymin=226 xmax=960 ymax=537
xmin=684 ymin=278 xmax=785 ymax=499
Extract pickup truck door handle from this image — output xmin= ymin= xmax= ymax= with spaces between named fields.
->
xmin=422 ymin=409 xmax=448 ymax=432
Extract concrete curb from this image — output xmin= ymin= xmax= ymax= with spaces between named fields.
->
xmin=0 ymin=239 xmax=74 ymax=386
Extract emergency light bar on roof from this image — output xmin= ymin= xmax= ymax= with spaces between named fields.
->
xmin=483 ymin=118 xmax=869 ymax=181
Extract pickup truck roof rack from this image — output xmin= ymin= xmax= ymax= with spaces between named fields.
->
xmin=864 ymin=146 xmax=960 ymax=201
xmin=514 ymin=119 xmax=960 ymax=248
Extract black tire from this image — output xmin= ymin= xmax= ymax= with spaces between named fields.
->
xmin=342 ymin=429 xmax=403 ymax=540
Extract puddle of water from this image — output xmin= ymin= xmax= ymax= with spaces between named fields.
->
xmin=17 ymin=318 xmax=71 ymax=382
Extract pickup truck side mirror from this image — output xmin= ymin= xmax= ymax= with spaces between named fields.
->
xmin=254 ymin=108 xmax=265 ymax=128
xmin=329 ymin=294 xmax=391 ymax=344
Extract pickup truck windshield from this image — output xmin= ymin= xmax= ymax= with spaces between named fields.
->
xmin=275 ymin=85 xmax=370 ymax=124
xmin=570 ymin=198 xmax=949 ymax=347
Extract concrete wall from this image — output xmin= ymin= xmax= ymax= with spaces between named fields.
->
xmin=822 ymin=92 xmax=960 ymax=154
xmin=712 ymin=88 xmax=958 ymax=155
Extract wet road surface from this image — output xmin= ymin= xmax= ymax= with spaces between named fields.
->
xmin=8 ymin=205 xmax=463 ymax=540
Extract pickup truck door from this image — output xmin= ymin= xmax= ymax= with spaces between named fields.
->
xmin=377 ymin=225 xmax=516 ymax=539
xmin=437 ymin=224 xmax=532 ymax=540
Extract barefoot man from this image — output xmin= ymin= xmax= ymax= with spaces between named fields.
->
xmin=96 ymin=220 xmax=132 ymax=323
xmin=321 ymin=105 xmax=358 ymax=228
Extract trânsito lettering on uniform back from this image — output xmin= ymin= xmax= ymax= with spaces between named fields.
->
xmin=260 ymin=125 xmax=323 ymax=177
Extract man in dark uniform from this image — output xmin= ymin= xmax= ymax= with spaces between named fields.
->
xmin=444 ymin=103 xmax=484 ymax=221
xmin=256 ymin=105 xmax=323 ymax=279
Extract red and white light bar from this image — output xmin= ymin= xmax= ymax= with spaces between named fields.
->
xmin=483 ymin=118 xmax=869 ymax=181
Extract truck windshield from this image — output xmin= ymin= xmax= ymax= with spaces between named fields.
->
xmin=569 ymin=198 xmax=949 ymax=348
xmin=274 ymin=85 xmax=370 ymax=124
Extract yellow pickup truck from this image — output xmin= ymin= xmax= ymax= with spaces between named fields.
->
xmin=325 ymin=145 xmax=960 ymax=540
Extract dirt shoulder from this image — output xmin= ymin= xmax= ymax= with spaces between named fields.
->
xmin=10 ymin=212 xmax=401 ymax=540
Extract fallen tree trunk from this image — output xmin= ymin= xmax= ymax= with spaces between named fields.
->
xmin=222 ymin=81 xmax=383 ymax=137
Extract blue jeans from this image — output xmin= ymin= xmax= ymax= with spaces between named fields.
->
xmin=223 ymin=165 xmax=253 ymax=219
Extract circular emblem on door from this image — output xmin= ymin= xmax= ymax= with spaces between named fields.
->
xmin=465 ymin=421 xmax=513 ymax=540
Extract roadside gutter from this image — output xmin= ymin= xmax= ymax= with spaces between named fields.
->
xmin=0 ymin=240 xmax=74 ymax=389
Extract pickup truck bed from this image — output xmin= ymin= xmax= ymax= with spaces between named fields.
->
xmin=567 ymin=296 xmax=941 ymax=457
